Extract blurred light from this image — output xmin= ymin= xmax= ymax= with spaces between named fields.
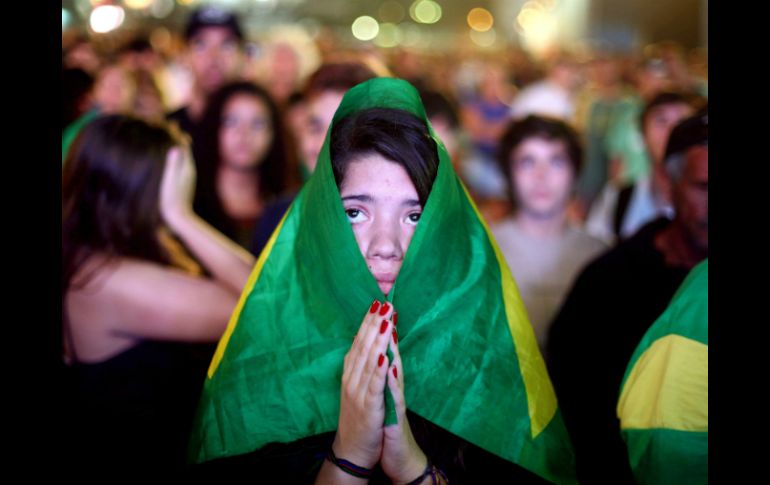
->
xmin=400 ymin=23 xmax=422 ymax=47
xmin=517 ymin=3 xmax=545 ymax=31
xmin=467 ymin=7 xmax=493 ymax=32
xmin=409 ymin=0 xmax=441 ymax=25
xmin=62 ymin=8 xmax=72 ymax=30
xmin=379 ymin=1 xmax=405 ymax=23
xmin=89 ymin=0 xmax=107 ymax=6
xmin=470 ymin=27 xmax=496 ymax=47
xmin=374 ymin=22 xmax=402 ymax=48
xmin=352 ymin=16 xmax=379 ymax=41
xmin=176 ymin=0 xmax=197 ymax=6
xmin=125 ymin=0 xmax=153 ymax=9
xmin=151 ymin=0 xmax=175 ymax=18
xmin=540 ymin=0 xmax=557 ymax=10
xmin=90 ymin=5 xmax=125 ymax=33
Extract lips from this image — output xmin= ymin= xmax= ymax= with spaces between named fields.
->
xmin=372 ymin=272 xmax=397 ymax=295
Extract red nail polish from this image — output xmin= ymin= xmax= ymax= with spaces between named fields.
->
xmin=379 ymin=302 xmax=390 ymax=316
xmin=370 ymin=300 xmax=380 ymax=314
xmin=379 ymin=319 xmax=389 ymax=334
xmin=393 ymin=367 xmax=398 ymax=379
xmin=392 ymin=328 xmax=398 ymax=344
xmin=378 ymin=354 xmax=385 ymax=367
xmin=393 ymin=312 xmax=398 ymax=326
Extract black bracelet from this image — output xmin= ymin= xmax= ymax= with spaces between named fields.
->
xmin=326 ymin=447 xmax=374 ymax=479
xmin=405 ymin=460 xmax=448 ymax=485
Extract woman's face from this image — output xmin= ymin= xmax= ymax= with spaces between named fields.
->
xmin=339 ymin=153 xmax=422 ymax=296
xmin=219 ymin=93 xmax=273 ymax=170
xmin=511 ymin=137 xmax=574 ymax=219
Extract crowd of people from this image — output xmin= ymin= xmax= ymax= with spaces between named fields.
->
xmin=62 ymin=5 xmax=708 ymax=483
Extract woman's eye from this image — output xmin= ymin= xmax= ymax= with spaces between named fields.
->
xmin=251 ymin=119 xmax=268 ymax=131
xmin=407 ymin=212 xmax=422 ymax=225
xmin=551 ymin=156 xmax=568 ymax=167
xmin=345 ymin=208 xmax=366 ymax=223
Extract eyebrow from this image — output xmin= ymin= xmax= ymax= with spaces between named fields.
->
xmin=341 ymin=194 xmax=421 ymax=208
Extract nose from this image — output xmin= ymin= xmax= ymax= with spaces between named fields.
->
xmin=366 ymin=217 xmax=403 ymax=261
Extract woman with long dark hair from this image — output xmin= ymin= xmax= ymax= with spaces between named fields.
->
xmin=193 ymin=81 xmax=298 ymax=251
xmin=62 ymin=115 xmax=255 ymax=473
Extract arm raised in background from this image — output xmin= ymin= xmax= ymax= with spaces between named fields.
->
xmin=159 ymin=144 xmax=255 ymax=295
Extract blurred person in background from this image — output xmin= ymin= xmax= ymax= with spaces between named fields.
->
xmin=459 ymin=62 xmax=514 ymax=207
xmin=574 ymin=55 xmax=675 ymax=217
xmin=249 ymin=61 xmax=378 ymax=256
xmin=510 ymin=52 xmax=582 ymax=123
xmin=261 ymin=41 xmax=303 ymax=109
xmin=584 ymin=92 xmax=703 ymax=244
xmin=492 ymin=115 xmax=606 ymax=356
xmin=62 ymin=33 xmax=102 ymax=75
xmin=547 ymin=110 xmax=708 ymax=484
xmin=62 ymin=115 xmax=255 ymax=474
xmin=167 ymin=5 xmax=245 ymax=139
xmin=62 ymin=67 xmax=94 ymax=130
xmin=570 ymin=52 xmax=630 ymax=220
xmin=62 ymin=61 xmax=137 ymax=163
xmin=193 ymin=81 xmax=298 ymax=251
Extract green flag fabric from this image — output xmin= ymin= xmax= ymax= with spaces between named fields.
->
xmin=617 ymin=259 xmax=708 ymax=484
xmin=190 ymin=77 xmax=576 ymax=484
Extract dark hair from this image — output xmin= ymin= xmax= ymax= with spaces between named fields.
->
xmin=62 ymin=67 xmax=94 ymax=128
xmin=184 ymin=6 xmax=243 ymax=42
xmin=330 ymin=108 xmax=439 ymax=207
xmin=304 ymin=63 xmax=377 ymax=99
xmin=62 ymin=115 xmax=181 ymax=292
xmin=639 ymin=91 xmax=705 ymax=128
xmin=497 ymin=114 xmax=582 ymax=185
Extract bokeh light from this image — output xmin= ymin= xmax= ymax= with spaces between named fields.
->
xmin=352 ymin=16 xmax=379 ymax=41
xmin=90 ymin=5 xmax=125 ymax=34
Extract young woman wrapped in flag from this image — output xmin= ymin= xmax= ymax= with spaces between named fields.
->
xmin=191 ymin=78 xmax=577 ymax=484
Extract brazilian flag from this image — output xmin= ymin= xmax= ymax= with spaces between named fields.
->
xmin=189 ymin=78 xmax=576 ymax=484
xmin=617 ymin=259 xmax=708 ymax=484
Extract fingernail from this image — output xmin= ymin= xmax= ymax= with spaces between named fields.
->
xmin=378 ymin=354 xmax=385 ymax=367
xmin=392 ymin=367 xmax=398 ymax=379
xmin=392 ymin=328 xmax=398 ymax=344
xmin=393 ymin=312 xmax=398 ymax=326
xmin=369 ymin=300 xmax=380 ymax=314
xmin=379 ymin=302 xmax=390 ymax=316
xmin=379 ymin=319 xmax=389 ymax=334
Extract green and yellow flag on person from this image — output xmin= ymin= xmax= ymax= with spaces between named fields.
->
xmin=617 ymin=259 xmax=708 ymax=484
xmin=189 ymin=77 xmax=576 ymax=484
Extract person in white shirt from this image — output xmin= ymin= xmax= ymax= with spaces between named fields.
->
xmin=491 ymin=115 xmax=607 ymax=354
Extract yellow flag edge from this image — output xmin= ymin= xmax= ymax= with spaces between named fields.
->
xmin=461 ymin=184 xmax=558 ymax=439
xmin=207 ymin=209 xmax=291 ymax=378
xmin=617 ymin=334 xmax=708 ymax=432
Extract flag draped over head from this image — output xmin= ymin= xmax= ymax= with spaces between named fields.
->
xmin=617 ymin=259 xmax=708 ymax=484
xmin=190 ymin=77 xmax=576 ymax=484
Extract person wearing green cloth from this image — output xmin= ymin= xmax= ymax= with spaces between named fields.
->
xmin=617 ymin=259 xmax=708 ymax=484
xmin=190 ymin=78 xmax=576 ymax=484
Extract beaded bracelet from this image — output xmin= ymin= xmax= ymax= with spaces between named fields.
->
xmin=405 ymin=460 xmax=449 ymax=485
xmin=325 ymin=447 xmax=374 ymax=479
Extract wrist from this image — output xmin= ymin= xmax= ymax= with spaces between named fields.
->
xmin=331 ymin=437 xmax=379 ymax=470
xmin=327 ymin=442 xmax=376 ymax=481
xmin=392 ymin=451 xmax=429 ymax=485
xmin=163 ymin=206 xmax=196 ymax=234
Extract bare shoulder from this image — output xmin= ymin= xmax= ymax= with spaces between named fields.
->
xmin=67 ymin=255 xmax=238 ymax=345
